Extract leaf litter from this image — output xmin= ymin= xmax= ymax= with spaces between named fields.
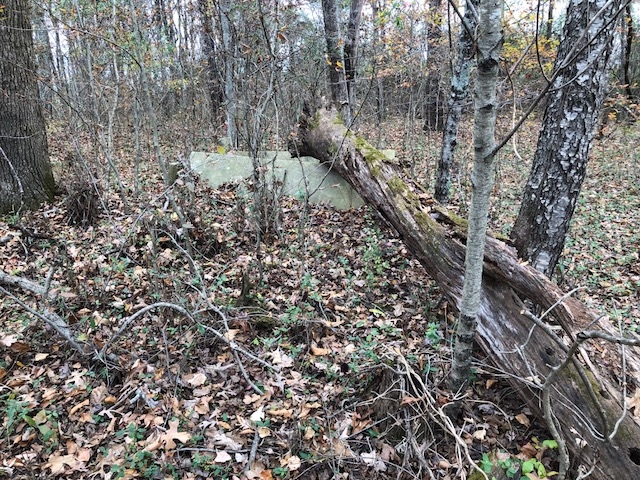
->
xmin=0 ymin=118 xmax=638 ymax=479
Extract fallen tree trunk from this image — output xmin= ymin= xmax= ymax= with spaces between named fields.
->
xmin=289 ymin=108 xmax=640 ymax=479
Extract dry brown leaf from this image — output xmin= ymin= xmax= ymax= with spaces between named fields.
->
xmin=626 ymin=389 xmax=640 ymax=416
xmin=0 ymin=334 xmax=19 ymax=347
xmin=45 ymin=454 xmax=77 ymax=474
xmin=160 ymin=420 xmax=192 ymax=451
xmin=250 ymin=406 xmax=265 ymax=423
xmin=69 ymin=399 xmax=90 ymax=416
xmin=515 ymin=413 xmax=531 ymax=427
xmin=183 ymin=372 xmax=207 ymax=387
xmin=310 ymin=344 xmax=331 ymax=356
xmin=287 ymin=455 xmax=301 ymax=471
xmin=485 ymin=379 xmax=498 ymax=389
xmin=472 ymin=428 xmax=487 ymax=440
xmin=214 ymin=450 xmax=232 ymax=463
xmin=400 ymin=395 xmax=420 ymax=406
xmin=268 ymin=408 xmax=294 ymax=419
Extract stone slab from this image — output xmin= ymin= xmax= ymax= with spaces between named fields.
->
xmin=189 ymin=151 xmax=365 ymax=210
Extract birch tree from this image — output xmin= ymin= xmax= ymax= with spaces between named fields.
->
xmin=511 ymin=0 xmax=624 ymax=278
xmin=449 ymin=0 xmax=503 ymax=392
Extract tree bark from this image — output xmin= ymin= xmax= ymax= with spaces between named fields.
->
xmin=435 ymin=0 xmax=479 ymax=204
xmin=623 ymin=4 xmax=634 ymax=100
xmin=218 ymin=0 xmax=238 ymax=147
xmin=289 ymin=108 xmax=640 ymax=480
xmin=449 ymin=0 xmax=503 ymax=393
xmin=546 ymin=0 xmax=555 ymax=39
xmin=320 ymin=0 xmax=350 ymax=124
xmin=371 ymin=1 xmax=386 ymax=124
xmin=0 ymin=0 xmax=56 ymax=214
xmin=511 ymin=0 xmax=622 ymax=278
xmin=198 ymin=0 xmax=224 ymax=120
xmin=343 ymin=0 xmax=364 ymax=123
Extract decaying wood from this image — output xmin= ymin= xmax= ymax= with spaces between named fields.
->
xmin=289 ymin=108 xmax=640 ymax=480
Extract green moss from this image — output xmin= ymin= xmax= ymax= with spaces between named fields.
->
xmin=353 ymin=135 xmax=391 ymax=175
xmin=388 ymin=176 xmax=421 ymax=210
xmin=434 ymin=205 xmax=468 ymax=229
xmin=387 ymin=176 xmax=407 ymax=195
xmin=332 ymin=114 xmax=345 ymax=126
xmin=308 ymin=113 xmax=321 ymax=130
xmin=415 ymin=210 xmax=440 ymax=232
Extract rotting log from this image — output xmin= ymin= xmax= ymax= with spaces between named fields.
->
xmin=289 ymin=108 xmax=640 ymax=479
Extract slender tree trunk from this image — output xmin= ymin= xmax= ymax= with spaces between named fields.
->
xmin=31 ymin=5 xmax=57 ymax=114
xmin=435 ymin=0 xmax=479 ymax=204
xmin=546 ymin=0 xmax=555 ymax=39
xmin=321 ymin=0 xmax=350 ymax=124
xmin=623 ymin=4 xmax=634 ymax=100
xmin=0 ymin=0 xmax=55 ymax=214
xmin=344 ymin=0 xmax=364 ymax=123
xmin=511 ymin=0 xmax=623 ymax=278
xmin=198 ymin=0 xmax=224 ymax=120
xmin=421 ymin=0 xmax=446 ymax=133
xmin=218 ymin=0 xmax=237 ymax=147
xmin=371 ymin=1 xmax=386 ymax=125
xmin=449 ymin=0 xmax=503 ymax=393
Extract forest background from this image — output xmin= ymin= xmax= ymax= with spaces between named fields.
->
xmin=0 ymin=0 xmax=639 ymax=479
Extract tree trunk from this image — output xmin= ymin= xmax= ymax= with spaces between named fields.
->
xmin=218 ymin=0 xmax=238 ymax=147
xmin=0 ymin=0 xmax=55 ymax=214
xmin=343 ymin=0 xmax=364 ymax=123
xmin=435 ymin=0 xmax=479 ymax=204
xmin=546 ymin=0 xmax=555 ymax=39
xmin=449 ymin=0 xmax=503 ymax=393
xmin=422 ymin=0 xmax=446 ymax=133
xmin=511 ymin=0 xmax=622 ymax=278
xmin=198 ymin=0 xmax=224 ymax=120
xmin=320 ymin=0 xmax=350 ymax=124
xmin=623 ymin=4 xmax=634 ymax=100
xmin=371 ymin=1 xmax=386 ymax=125
xmin=289 ymin=108 xmax=640 ymax=480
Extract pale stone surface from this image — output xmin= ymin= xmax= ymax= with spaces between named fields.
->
xmin=189 ymin=151 xmax=365 ymax=210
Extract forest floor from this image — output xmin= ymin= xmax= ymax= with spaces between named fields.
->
xmin=0 ymin=113 xmax=639 ymax=479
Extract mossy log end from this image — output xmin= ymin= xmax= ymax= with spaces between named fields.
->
xmin=289 ymin=108 xmax=640 ymax=480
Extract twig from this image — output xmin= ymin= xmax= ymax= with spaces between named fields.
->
xmin=0 ymin=285 xmax=88 ymax=355
xmin=610 ymin=311 xmax=629 ymax=440
xmin=98 ymin=302 xmax=277 ymax=372
xmin=0 ymin=234 xmax=13 ymax=246
xmin=0 ymin=270 xmax=57 ymax=300
xmin=393 ymin=351 xmax=489 ymax=480
xmin=245 ymin=429 xmax=261 ymax=474
xmin=524 ymin=310 xmax=610 ymax=440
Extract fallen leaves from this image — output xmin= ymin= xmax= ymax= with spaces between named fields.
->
xmin=153 ymin=420 xmax=192 ymax=451
xmin=7 ymin=127 xmax=635 ymax=479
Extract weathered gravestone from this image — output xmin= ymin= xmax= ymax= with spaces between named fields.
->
xmin=189 ymin=150 xmax=370 ymax=210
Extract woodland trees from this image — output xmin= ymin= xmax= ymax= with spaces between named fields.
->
xmin=0 ymin=0 xmax=55 ymax=214
xmin=0 ymin=0 xmax=639 ymax=478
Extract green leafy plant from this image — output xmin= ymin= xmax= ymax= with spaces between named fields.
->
xmin=479 ymin=448 xmax=558 ymax=480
